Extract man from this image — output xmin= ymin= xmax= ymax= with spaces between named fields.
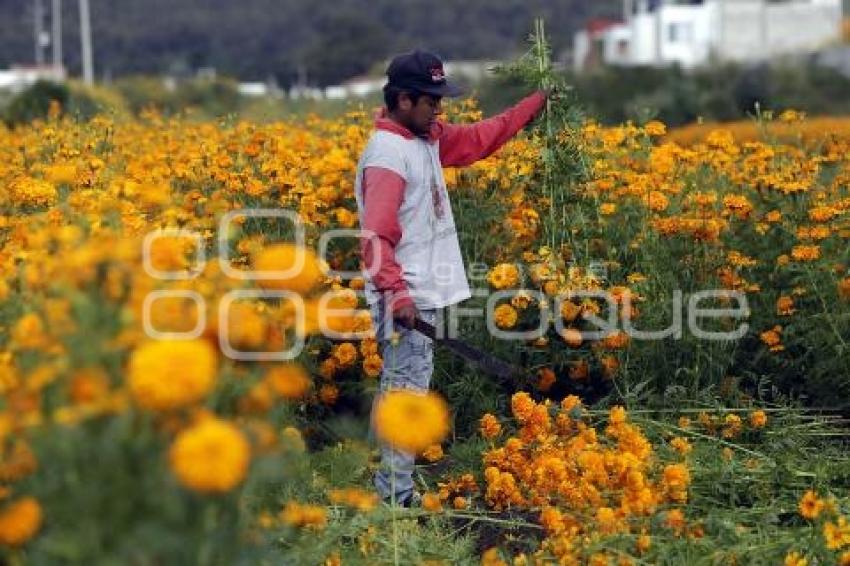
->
xmin=354 ymin=49 xmax=546 ymax=506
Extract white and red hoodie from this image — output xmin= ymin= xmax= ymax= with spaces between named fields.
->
xmin=354 ymin=91 xmax=546 ymax=315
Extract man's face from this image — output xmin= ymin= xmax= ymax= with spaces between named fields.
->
xmin=399 ymin=93 xmax=442 ymax=138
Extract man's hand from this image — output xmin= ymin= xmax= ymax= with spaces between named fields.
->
xmin=394 ymin=304 xmax=419 ymax=330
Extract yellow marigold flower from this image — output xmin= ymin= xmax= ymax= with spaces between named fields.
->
xmin=839 ymin=550 xmax=850 ymax=566
xmin=791 ymin=245 xmax=820 ymax=262
xmin=128 ymin=339 xmax=217 ymax=411
xmin=784 ymin=552 xmax=807 ymax=566
xmin=374 ymin=390 xmax=449 ymax=453
xmin=487 ymin=263 xmax=520 ymax=289
xmin=560 ymin=300 xmax=582 ymax=323
xmin=328 ymin=488 xmax=378 ymax=512
xmin=9 ymin=176 xmax=57 ymax=207
xmin=670 ymin=436 xmax=692 ymax=455
xmin=539 ymin=506 xmax=564 ymax=534
xmin=749 ymin=410 xmax=767 ymax=428
xmin=422 ymin=492 xmax=443 ymax=512
xmin=481 ymin=547 xmax=506 ymax=566
xmin=493 ymin=304 xmax=518 ymax=329
xmin=253 ymin=244 xmax=325 ymax=295
xmin=11 ymin=313 xmax=49 ymax=350
xmin=265 ymin=364 xmax=311 ymax=400
xmin=511 ymin=392 xmax=535 ymax=423
xmin=644 ymin=120 xmax=666 ymax=136
xmin=646 ymin=191 xmax=669 ymax=212
xmin=422 ymin=444 xmax=444 ymax=462
xmin=664 ymin=461 xmax=690 ymax=483
xmin=479 ymin=413 xmax=502 ymax=440
xmin=763 ymin=209 xmax=782 ymax=223
xmin=362 ymin=353 xmax=383 ymax=378
xmin=224 ymin=302 xmax=267 ymax=350
xmin=331 ymin=342 xmax=358 ymax=367
xmin=45 ymin=163 xmax=78 ymax=185
xmin=678 ymin=416 xmax=691 ymax=429
xmin=609 ymin=405 xmax=627 ymax=425
xmin=799 ymin=490 xmax=824 ymax=520
xmin=0 ymin=497 xmax=42 ymax=546
xmin=169 ymin=417 xmax=251 ymax=493
xmin=636 ymin=532 xmax=651 ymax=554
xmin=280 ymin=501 xmax=327 ymax=530
xmin=823 ymin=516 xmax=850 ymax=550
xmin=599 ymin=202 xmax=617 ymax=216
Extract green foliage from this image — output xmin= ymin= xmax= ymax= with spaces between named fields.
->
xmin=2 ymin=80 xmax=128 ymax=126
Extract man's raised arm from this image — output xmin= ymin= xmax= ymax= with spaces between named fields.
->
xmin=437 ymin=91 xmax=546 ymax=167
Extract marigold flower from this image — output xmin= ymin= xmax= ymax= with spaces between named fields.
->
xmin=422 ymin=492 xmax=442 ymax=512
xmin=479 ymin=413 xmax=502 ymax=440
xmin=759 ymin=326 xmax=784 ymax=352
xmin=362 ymin=353 xmax=383 ymax=378
xmin=128 ymin=339 xmax=217 ymax=411
xmin=749 ymin=410 xmax=767 ymax=428
xmin=670 ymin=436 xmax=692 ymax=455
xmin=487 ymin=263 xmax=520 ymax=289
xmin=169 ymin=417 xmax=251 ymax=493
xmin=799 ymin=490 xmax=824 ymax=520
xmin=791 ymin=245 xmax=820 ymax=262
xmin=280 ymin=501 xmax=327 ymax=530
xmin=422 ymin=444 xmax=444 ymax=462
xmin=265 ymin=364 xmax=311 ymax=400
xmin=327 ymin=488 xmax=378 ymax=512
xmin=511 ymin=392 xmax=535 ymax=423
xmin=776 ymin=296 xmax=795 ymax=316
xmin=374 ymin=390 xmax=449 ymax=453
xmin=331 ymin=342 xmax=358 ymax=367
xmin=253 ymin=244 xmax=325 ymax=295
xmin=493 ymin=304 xmax=518 ymax=329
xmin=0 ymin=497 xmax=42 ymax=546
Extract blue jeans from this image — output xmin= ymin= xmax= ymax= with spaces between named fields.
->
xmin=370 ymin=300 xmax=437 ymax=502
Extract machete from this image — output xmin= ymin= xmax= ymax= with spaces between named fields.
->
xmin=412 ymin=318 xmax=524 ymax=383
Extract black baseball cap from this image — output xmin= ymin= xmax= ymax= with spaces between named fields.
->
xmin=385 ymin=50 xmax=465 ymax=98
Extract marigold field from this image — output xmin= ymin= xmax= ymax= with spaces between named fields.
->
xmin=2 ymin=61 xmax=850 ymax=564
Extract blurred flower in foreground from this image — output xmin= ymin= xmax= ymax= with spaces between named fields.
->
xmin=374 ymin=390 xmax=449 ymax=454
xmin=0 ymin=497 xmax=42 ymax=546
xmin=128 ymin=339 xmax=217 ymax=411
xmin=169 ymin=416 xmax=251 ymax=493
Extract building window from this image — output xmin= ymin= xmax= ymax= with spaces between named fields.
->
xmin=667 ymin=22 xmax=694 ymax=43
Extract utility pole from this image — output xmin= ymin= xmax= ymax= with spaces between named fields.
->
xmin=34 ymin=0 xmax=46 ymax=65
xmin=79 ymin=0 xmax=93 ymax=84
xmin=52 ymin=0 xmax=63 ymax=73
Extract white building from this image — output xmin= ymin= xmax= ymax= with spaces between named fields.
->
xmin=574 ymin=0 xmax=843 ymax=71
xmin=0 ymin=65 xmax=66 ymax=94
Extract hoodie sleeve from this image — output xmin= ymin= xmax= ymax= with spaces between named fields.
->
xmin=359 ymin=166 xmax=415 ymax=313
xmin=438 ymin=91 xmax=546 ymax=167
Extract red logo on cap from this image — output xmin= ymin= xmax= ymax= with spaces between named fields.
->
xmin=429 ymin=65 xmax=445 ymax=83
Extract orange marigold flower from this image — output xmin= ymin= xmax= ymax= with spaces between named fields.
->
xmin=799 ymin=490 xmax=824 ymax=520
xmin=422 ymin=492 xmax=442 ymax=512
xmin=664 ymin=508 xmax=687 ymax=535
xmin=776 ymin=296 xmax=795 ymax=316
xmin=479 ymin=413 xmax=502 ymax=440
xmin=422 ymin=444 xmax=444 ymax=462
xmin=0 ymin=497 xmax=42 ymax=546
xmin=791 ymin=245 xmax=820 ymax=262
xmin=749 ymin=410 xmax=767 ymax=428
xmin=511 ymin=392 xmax=535 ymax=423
